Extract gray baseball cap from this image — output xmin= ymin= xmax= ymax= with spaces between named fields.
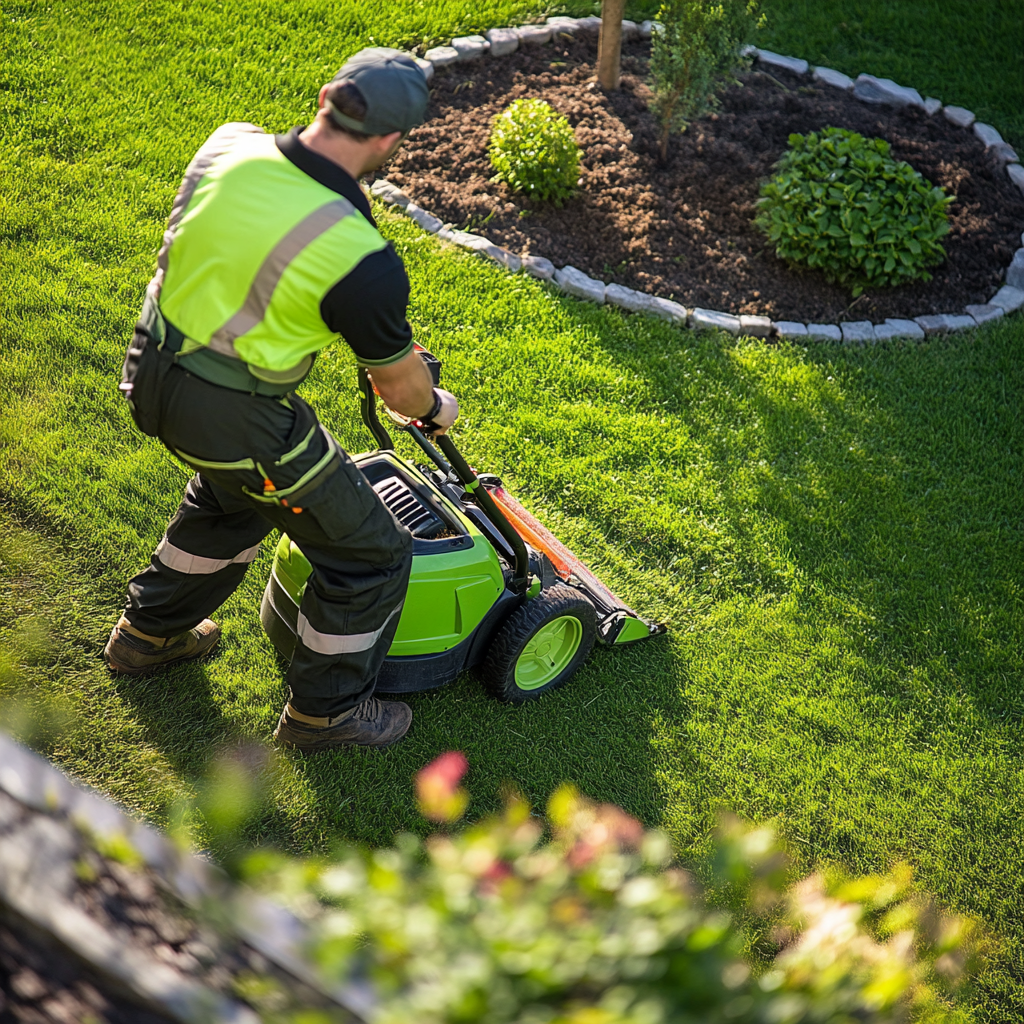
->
xmin=327 ymin=47 xmax=429 ymax=136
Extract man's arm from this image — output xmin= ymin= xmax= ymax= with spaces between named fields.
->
xmin=367 ymin=348 xmax=434 ymax=419
xmin=320 ymin=248 xmax=458 ymax=434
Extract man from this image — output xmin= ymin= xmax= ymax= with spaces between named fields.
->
xmin=103 ymin=48 xmax=457 ymax=752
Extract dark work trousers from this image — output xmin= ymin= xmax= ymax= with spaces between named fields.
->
xmin=123 ymin=364 xmax=413 ymax=718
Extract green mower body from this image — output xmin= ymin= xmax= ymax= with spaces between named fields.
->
xmin=260 ymin=355 xmax=664 ymax=702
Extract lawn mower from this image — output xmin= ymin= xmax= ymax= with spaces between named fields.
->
xmin=260 ymin=347 xmax=664 ymax=702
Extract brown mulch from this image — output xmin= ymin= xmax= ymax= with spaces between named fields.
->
xmin=382 ymin=34 xmax=1024 ymax=323
xmin=0 ymin=917 xmax=174 ymax=1023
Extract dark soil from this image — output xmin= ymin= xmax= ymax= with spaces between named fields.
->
xmin=383 ymin=34 xmax=1024 ymax=323
xmin=0 ymin=785 xmax=338 ymax=1023
xmin=0 ymin=915 xmax=174 ymax=1023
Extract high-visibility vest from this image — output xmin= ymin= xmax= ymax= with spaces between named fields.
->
xmin=150 ymin=122 xmax=388 ymax=384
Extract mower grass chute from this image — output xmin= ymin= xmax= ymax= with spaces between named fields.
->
xmin=259 ymin=352 xmax=664 ymax=703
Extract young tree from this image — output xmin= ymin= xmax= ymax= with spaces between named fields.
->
xmin=597 ymin=0 xmax=626 ymax=90
xmin=650 ymin=0 xmax=763 ymax=162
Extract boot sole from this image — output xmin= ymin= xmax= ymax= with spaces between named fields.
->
xmin=103 ymin=636 xmax=221 ymax=677
xmin=274 ymin=730 xmax=408 ymax=753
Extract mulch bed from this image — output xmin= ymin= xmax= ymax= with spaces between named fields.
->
xmin=383 ymin=33 xmax=1024 ymax=323
xmin=0 ymin=916 xmax=174 ymax=1023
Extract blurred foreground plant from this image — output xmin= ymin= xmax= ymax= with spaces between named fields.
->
xmin=234 ymin=754 xmax=974 ymax=1024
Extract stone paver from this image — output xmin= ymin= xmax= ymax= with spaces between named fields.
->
xmin=853 ymin=74 xmax=925 ymax=109
xmin=481 ymin=245 xmax=522 ymax=273
xmin=943 ymin=105 xmax=975 ymax=128
xmin=424 ymin=45 xmax=459 ymax=67
xmin=923 ymin=97 xmax=942 ymax=115
xmin=486 ymin=27 xmax=519 ymax=55
xmin=370 ymin=179 xmax=410 ymax=208
xmin=914 ymin=314 xmax=975 ymax=335
xmin=437 ymin=228 xmax=522 ymax=271
xmin=639 ymin=20 xmax=663 ymax=39
xmin=1007 ymin=249 xmax=1024 ymax=290
xmin=990 ymin=285 xmax=1024 ymax=314
xmin=773 ymin=321 xmax=808 ymax=339
xmin=813 ymin=66 xmax=853 ymax=90
xmin=965 ymin=303 xmax=1004 ymax=325
xmin=575 ymin=16 xmax=602 ymax=32
xmin=546 ymin=16 xmax=579 ymax=35
xmin=990 ymin=142 xmax=1019 ymax=165
xmin=554 ymin=265 xmax=605 ymax=303
xmin=690 ymin=308 xmax=741 ymax=335
xmin=739 ymin=314 xmax=773 ymax=337
xmin=604 ymin=283 xmax=657 ymax=313
xmin=414 ymin=56 xmax=434 ymax=82
xmin=516 ymin=24 xmax=552 ymax=45
xmin=647 ymin=296 xmax=689 ymax=323
xmin=606 ymin=285 xmax=688 ymax=323
xmin=806 ymin=323 xmax=842 ymax=342
xmin=0 ymin=733 xmax=329 ymax=1024
xmin=451 ymin=35 xmax=488 ymax=60
xmin=973 ymin=122 xmax=1002 ymax=148
xmin=880 ymin=317 xmax=929 ymax=342
xmin=1009 ymin=164 xmax=1024 ymax=196
xmin=620 ymin=19 xmax=639 ymax=41
xmin=756 ymin=50 xmax=809 ymax=76
xmin=946 ymin=315 xmax=977 ymax=332
xmin=841 ymin=321 xmax=876 ymax=344
xmin=404 ymin=203 xmax=443 ymax=233
xmin=871 ymin=322 xmax=901 ymax=342
xmin=522 ymin=255 xmax=554 ymax=280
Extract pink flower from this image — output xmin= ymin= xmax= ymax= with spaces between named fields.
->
xmin=415 ymin=752 xmax=470 ymax=822
xmin=568 ymin=804 xmax=644 ymax=868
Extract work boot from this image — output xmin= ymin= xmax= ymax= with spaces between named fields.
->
xmin=273 ymin=697 xmax=412 ymax=752
xmin=103 ymin=614 xmax=221 ymax=676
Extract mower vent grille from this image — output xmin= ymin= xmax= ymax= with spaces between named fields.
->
xmin=373 ymin=476 xmax=448 ymax=539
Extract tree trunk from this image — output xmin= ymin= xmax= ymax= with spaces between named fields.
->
xmin=659 ymin=96 xmax=674 ymax=164
xmin=597 ymin=0 xmax=626 ymax=91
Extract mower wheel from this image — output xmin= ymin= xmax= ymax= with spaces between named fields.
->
xmin=481 ymin=585 xmax=597 ymax=703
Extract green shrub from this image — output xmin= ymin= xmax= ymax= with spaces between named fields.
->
xmin=488 ymin=99 xmax=580 ymax=204
xmin=651 ymin=0 xmax=764 ymax=163
xmin=755 ymin=127 xmax=953 ymax=297
xmin=230 ymin=754 xmax=974 ymax=1024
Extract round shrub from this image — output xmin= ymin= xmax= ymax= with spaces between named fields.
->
xmin=488 ymin=98 xmax=580 ymax=204
xmin=755 ymin=127 xmax=953 ymax=296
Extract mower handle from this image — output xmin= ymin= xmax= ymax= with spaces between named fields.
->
xmin=358 ymin=363 xmax=530 ymax=596
xmin=357 ymin=366 xmax=395 ymax=451
xmin=432 ymin=431 xmax=530 ymax=596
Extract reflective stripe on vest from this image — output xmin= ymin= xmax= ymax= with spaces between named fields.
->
xmin=207 ymin=197 xmax=354 ymax=358
xmin=154 ymin=126 xmax=388 ymax=378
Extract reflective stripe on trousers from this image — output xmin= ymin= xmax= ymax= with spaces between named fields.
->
xmin=296 ymin=602 xmax=404 ymax=656
xmin=155 ymin=536 xmax=261 ymax=574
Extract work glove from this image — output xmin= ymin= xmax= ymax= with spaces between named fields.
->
xmin=386 ymin=387 xmax=459 ymax=437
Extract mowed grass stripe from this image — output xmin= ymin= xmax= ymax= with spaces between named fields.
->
xmin=1 ymin=1 xmax=1023 ymax=1018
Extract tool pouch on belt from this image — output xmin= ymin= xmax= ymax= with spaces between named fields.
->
xmin=120 ymin=292 xmax=176 ymax=437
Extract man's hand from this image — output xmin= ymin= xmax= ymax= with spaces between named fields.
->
xmin=420 ymin=388 xmax=459 ymax=437
xmin=366 ymin=349 xmax=459 ymax=436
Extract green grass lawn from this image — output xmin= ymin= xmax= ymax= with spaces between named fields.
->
xmin=2 ymin=0 xmax=1023 ymax=1018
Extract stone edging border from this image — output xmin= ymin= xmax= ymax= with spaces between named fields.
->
xmin=0 ymin=731 xmax=371 ymax=1023
xmin=372 ymin=16 xmax=1024 ymax=343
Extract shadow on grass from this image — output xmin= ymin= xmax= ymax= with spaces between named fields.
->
xmin=266 ymin=628 xmax=684 ymax=851
xmin=572 ymin=296 xmax=1022 ymax=727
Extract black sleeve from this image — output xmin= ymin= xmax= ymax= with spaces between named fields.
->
xmin=319 ymin=244 xmax=413 ymax=366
